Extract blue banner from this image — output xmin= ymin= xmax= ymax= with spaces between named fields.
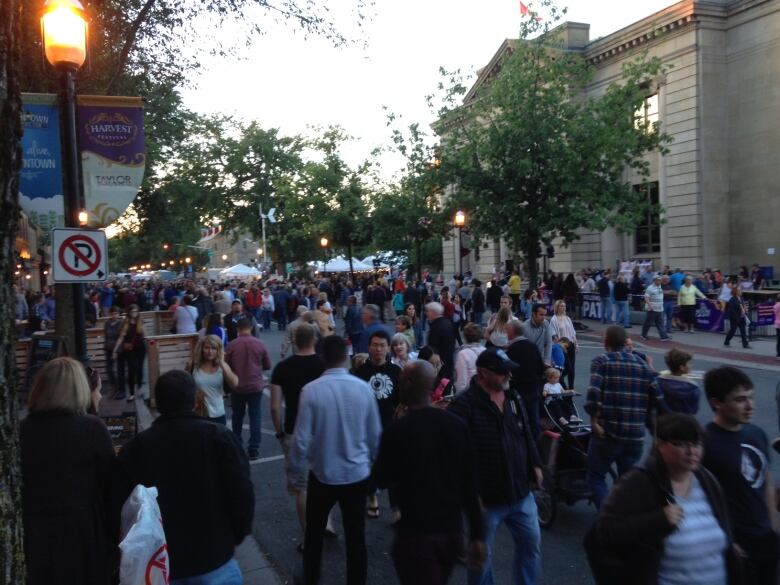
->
xmin=20 ymin=94 xmax=64 ymax=236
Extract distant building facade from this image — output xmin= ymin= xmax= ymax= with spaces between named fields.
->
xmin=198 ymin=226 xmax=263 ymax=270
xmin=443 ymin=0 xmax=780 ymax=279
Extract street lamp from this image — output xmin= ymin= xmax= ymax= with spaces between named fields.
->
xmin=41 ymin=0 xmax=89 ymax=362
xmin=221 ymin=254 xmax=228 ymax=265
xmin=320 ymin=237 xmax=329 ymax=272
xmin=163 ymin=243 xmax=169 ymax=250
xmin=454 ymin=210 xmax=466 ymax=278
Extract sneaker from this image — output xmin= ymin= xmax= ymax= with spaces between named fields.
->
xmin=558 ymin=417 xmax=569 ymax=427
xmin=743 ymin=345 xmax=753 ymax=350
xmin=569 ymin=415 xmax=583 ymax=423
xmin=324 ymin=527 xmax=339 ymax=539
xmin=248 ymin=450 xmax=259 ymax=461
xmin=661 ymin=337 xmax=672 ymax=342
xmin=724 ymin=342 xmax=731 ymax=347
xmin=126 ymin=394 xmax=135 ymax=402
xmin=640 ymin=335 xmax=648 ymax=341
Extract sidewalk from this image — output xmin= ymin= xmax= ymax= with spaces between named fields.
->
xmin=576 ymin=318 xmax=780 ymax=370
xmin=135 ymin=401 xmax=284 ymax=585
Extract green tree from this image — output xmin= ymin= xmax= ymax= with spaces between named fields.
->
xmin=436 ymin=0 xmax=671 ymax=287
xmin=305 ymin=127 xmax=373 ymax=280
xmin=371 ymin=118 xmax=447 ymax=280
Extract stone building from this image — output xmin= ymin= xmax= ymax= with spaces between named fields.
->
xmin=443 ymin=0 xmax=780 ymax=280
xmin=197 ymin=226 xmax=264 ymax=269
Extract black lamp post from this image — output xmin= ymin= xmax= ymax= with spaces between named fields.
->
xmin=320 ymin=237 xmax=329 ymax=272
xmin=454 ymin=210 xmax=466 ymax=278
xmin=41 ymin=0 xmax=89 ymax=362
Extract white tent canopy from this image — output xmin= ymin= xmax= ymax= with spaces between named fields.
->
xmin=314 ymin=256 xmax=373 ymax=273
xmin=361 ymin=255 xmax=390 ymax=270
xmin=220 ymin=264 xmax=260 ymax=278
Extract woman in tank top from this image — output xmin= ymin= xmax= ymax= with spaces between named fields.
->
xmin=188 ymin=335 xmax=238 ymax=424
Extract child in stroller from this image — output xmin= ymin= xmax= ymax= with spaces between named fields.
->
xmin=542 ymin=367 xmax=582 ymax=428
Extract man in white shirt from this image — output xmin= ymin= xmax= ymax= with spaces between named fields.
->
xmin=641 ymin=275 xmax=670 ymax=341
xmin=290 ymin=336 xmax=382 ymax=585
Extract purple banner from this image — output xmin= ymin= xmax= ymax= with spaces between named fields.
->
xmin=756 ymin=302 xmax=776 ymax=327
xmin=77 ymin=96 xmax=145 ymax=227
xmin=673 ymin=299 xmax=724 ymax=332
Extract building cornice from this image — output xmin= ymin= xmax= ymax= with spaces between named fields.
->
xmin=585 ymin=1 xmax=699 ymax=64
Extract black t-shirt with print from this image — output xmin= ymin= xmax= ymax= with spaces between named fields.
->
xmin=270 ymin=354 xmax=325 ymax=434
xmin=355 ymin=361 xmax=401 ymax=427
xmin=702 ymin=421 xmax=772 ymax=540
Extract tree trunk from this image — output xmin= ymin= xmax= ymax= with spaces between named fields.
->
xmin=415 ymin=237 xmax=422 ymax=282
xmin=526 ymin=245 xmax=539 ymax=290
xmin=0 ymin=0 xmax=26 ymax=582
xmin=347 ymin=241 xmax=354 ymax=283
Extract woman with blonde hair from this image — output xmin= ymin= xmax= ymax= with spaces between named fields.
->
xmin=188 ymin=334 xmax=239 ymax=424
xmin=485 ymin=306 xmax=512 ymax=348
xmin=113 ymin=304 xmax=146 ymax=401
xmin=21 ymin=357 xmax=115 ymax=585
xmin=550 ymin=299 xmax=578 ymax=388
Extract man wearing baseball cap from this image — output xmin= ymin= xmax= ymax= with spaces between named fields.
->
xmin=448 ymin=348 xmax=544 ymax=585
xmin=641 ymin=274 xmax=670 ymax=341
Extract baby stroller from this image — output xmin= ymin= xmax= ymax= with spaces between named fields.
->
xmin=532 ymin=391 xmax=614 ymax=529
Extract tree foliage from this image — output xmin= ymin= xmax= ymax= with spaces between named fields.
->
xmin=370 ymin=116 xmax=447 ymax=279
xmin=435 ymin=0 xmax=671 ymax=286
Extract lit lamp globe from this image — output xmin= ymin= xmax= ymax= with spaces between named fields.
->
xmin=320 ymin=237 xmax=328 ymax=248
xmin=41 ymin=0 xmax=88 ymax=69
xmin=454 ymin=210 xmax=466 ymax=227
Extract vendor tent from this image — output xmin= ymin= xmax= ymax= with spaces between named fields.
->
xmin=314 ymin=256 xmax=373 ymax=273
xmin=220 ymin=264 xmax=260 ymax=278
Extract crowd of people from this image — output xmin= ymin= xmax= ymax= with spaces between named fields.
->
xmin=14 ymin=264 xmax=780 ymax=585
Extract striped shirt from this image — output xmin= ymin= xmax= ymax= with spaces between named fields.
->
xmin=550 ymin=315 xmax=577 ymax=344
xmin=585 ymin=351 xmax=660 ymax=443
xmin=657 ymin=476 xmax=728 ymax=585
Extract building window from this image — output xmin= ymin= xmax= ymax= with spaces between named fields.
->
xmin=474 ymin=245 xmax=480 ymax=262
xmin=633 ymin=182 xmax=660 ymax=254
xmin=635 ymin=93 xmax=659 ymax=130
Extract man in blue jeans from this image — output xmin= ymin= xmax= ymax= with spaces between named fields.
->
xmin=226 ymin=318 xmax=272 ymax=460
xmin=584 ymin=326 xmax=662 ymax=507
xmin=449 ymin=348 xmax=544 ymax=585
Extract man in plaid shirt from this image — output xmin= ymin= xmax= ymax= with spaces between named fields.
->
xmin=585 ymin=326 xmax=661 ymax=508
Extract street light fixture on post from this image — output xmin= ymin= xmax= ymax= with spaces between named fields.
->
xmin=41 ymin=0 xmax=89 ymax=362
xmin=320 ymin=237 xmax=329 ymax=273
xmin=454 ymin=210 xmax=466 ymax=278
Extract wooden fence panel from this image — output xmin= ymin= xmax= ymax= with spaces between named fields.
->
xmin=146 ymin=334 xmax=199 ymax=406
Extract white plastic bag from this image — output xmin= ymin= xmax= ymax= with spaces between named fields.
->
xmin=119 ymin=485 xmax=170 ymax=585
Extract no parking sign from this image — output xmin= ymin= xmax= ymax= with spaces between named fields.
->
xmin=52 ymin=228 xmax=108 ymax=283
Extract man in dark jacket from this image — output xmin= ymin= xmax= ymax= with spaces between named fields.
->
xmin=505 ymin=320 xmax=546 ymax=440
xmin=448 ymin=348 xmax=543 ymax=585
xmin=425 ymin=302 xmax=456 ymax=381
xmin=192 ymin=287 xmax=216 ymax=330
xmin=116 ymin=370 xmax=254 ymax=582
xmin=272 ymin=285 xmax=291 ymax=331
xmin=402 ymin=282 xmax=420 ymax=314
xmin=224 ymin=299 xmax=259 ymax=342
xmin=486 ymin=280 xmax=502 ymax=314
xmin=470 ymin=279 xmax=486 ymax=326
xmin=373 ymin=360 xmax=485 ymax=584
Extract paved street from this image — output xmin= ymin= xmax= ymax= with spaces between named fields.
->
xmin=237 ymin=321 xmax=780 ymax=584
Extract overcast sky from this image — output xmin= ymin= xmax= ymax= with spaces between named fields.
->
xmin=181 ymin=0 xmax=675 ymax=177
